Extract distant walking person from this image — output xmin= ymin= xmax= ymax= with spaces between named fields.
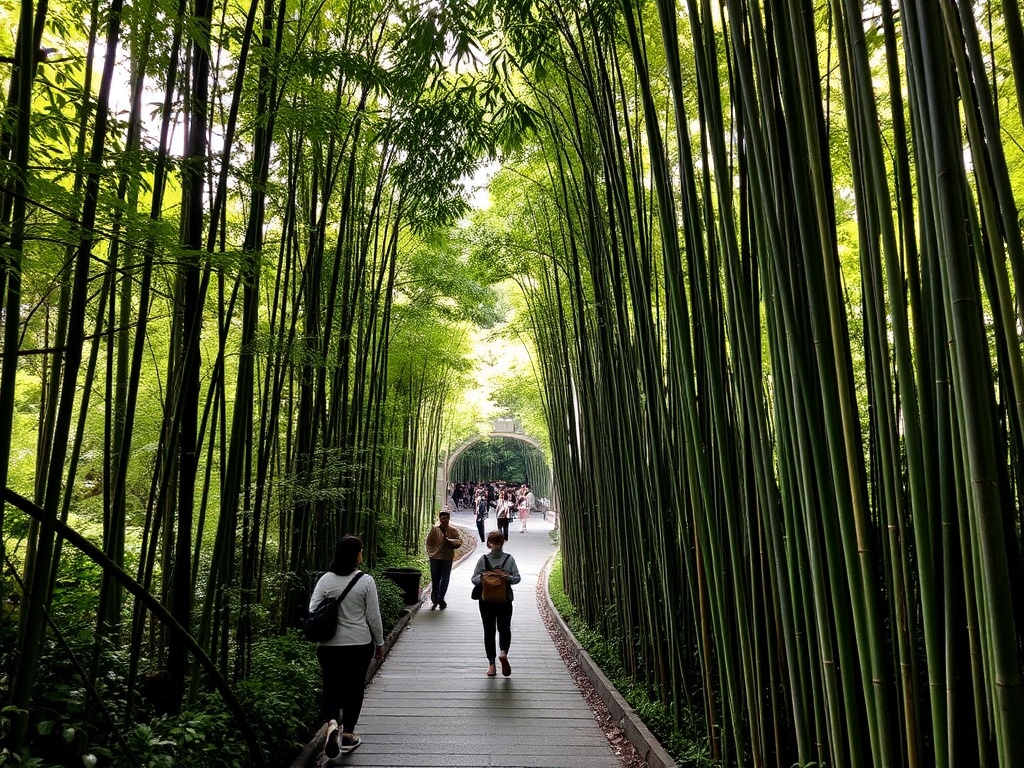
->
xmin=471 ymin=531 xmax=521 ymax=676
xmin=309 ymin=535 xmax=384 ymax=759
xmin=426 ymin=509 xmax=462 ymax=610
xmin=496 ymin=492 xmax=512 ymax=541
xmin=475 ymin=493 xmax=488 ymax=542
xmin=518 ymin=490 xmax=532 ymax=533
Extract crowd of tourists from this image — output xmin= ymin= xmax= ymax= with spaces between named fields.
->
xmin=449 ymin=481 xmax=538 ymax=541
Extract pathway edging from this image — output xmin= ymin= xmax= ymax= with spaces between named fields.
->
xmin=542 ymin=561 xmax=677 ymax=768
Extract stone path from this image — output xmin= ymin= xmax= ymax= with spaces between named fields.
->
xmin=334 ymin=505 xmax=621 ymax=768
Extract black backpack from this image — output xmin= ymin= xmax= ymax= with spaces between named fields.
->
xmin=303 ymin=572 xmax=364 ymax=642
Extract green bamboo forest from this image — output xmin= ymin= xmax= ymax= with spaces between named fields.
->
xmin=2 ymin=0 xmax=1024 ymax=762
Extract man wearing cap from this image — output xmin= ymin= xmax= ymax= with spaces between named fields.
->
xmin=425 ymin=509 xmax=462 ymax=610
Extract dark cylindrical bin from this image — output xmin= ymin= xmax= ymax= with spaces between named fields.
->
xmin=382 ymin=567 xmax=421 ymax=605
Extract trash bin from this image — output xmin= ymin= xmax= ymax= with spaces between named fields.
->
xmin=382 ymin=567 xmax=422 ymax=605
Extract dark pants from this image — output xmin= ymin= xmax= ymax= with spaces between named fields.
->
xmin=497 ymin=517 xmax=510 ymax=540
xmin=479 ymin=601 xmax=513 ymax=662
xmin=429 ymin=558 xmax=453 ymax=604
xmin=316 ymin=642 xmax=374 ymax=732
xmin=476 ymin=518 xmax=486 ymax=541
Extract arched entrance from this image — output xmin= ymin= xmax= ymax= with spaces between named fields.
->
xmin=436 ymin=419 xmax=557 ymax=518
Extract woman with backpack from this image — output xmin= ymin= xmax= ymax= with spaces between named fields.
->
xmin=470 ymin=530 xmax=522 ymax=677
xmin=309 ymin=535 xmax=384 ymax=759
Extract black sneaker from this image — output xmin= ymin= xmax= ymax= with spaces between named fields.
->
xmin=340 ymin=734 xmax=361 ymax=754
xmin=438 ymin=600 xmax=447 ymax=610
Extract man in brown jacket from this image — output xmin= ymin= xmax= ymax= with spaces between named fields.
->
xmin=425 ymin=509 xmax=462 ymax=610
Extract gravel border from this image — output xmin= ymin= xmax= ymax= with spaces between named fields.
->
xmin=537 ymin=557 xmax=677 ymax=768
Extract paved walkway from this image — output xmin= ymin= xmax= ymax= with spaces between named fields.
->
xmin=339 ymin=505 xmax=621 ymax=767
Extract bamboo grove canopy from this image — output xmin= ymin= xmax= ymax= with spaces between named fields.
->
xmin=3 ymin=0 xmax=1024 ymax=765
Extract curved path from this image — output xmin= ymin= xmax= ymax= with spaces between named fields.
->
xmin=333 ymin=506 xmax=620 ymax=767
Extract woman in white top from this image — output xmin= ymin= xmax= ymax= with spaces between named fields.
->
xmin=308 ymin=535 xmax=384 ymax=757
xmin=496 ymin=491 xmax=512 ymax=541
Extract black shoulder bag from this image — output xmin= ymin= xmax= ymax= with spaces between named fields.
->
xmin=303 ymin=571 xmax=364 ymax=642
xmin=470 ymin=556 xmax=489 ymax=600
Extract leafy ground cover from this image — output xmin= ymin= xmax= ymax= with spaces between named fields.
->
xmin=0 ymin=560 xmax=409 ymax=768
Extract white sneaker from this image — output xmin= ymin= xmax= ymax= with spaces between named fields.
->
xmin=324 ymin=720 xmax=341 ymax=760
xmin=339 ymin=734 xmax=362 ymax=754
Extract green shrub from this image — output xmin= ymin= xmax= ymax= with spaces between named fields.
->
xmin=1 ymin=507 xmax=421 ymax=767
xmin=0 ymin=612 xmax=129 ymax=768
xmin=113 ymin=633 xmax=320 ymax=768
xmin=371 ymin=572 xmax=405 ymax=635
xmin=369 ymin=515 xmax=417 ymax=570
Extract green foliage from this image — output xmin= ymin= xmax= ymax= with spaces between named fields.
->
xmin=369 ymin=513 xmax=422 ymax=570
xmin=488 ymin=368 xmax=549 ymax=451
xmin=395 ymin=227 xmax=504 ymax=329
xmin=120 ymin=724 xmax=176 ymax=768
xmin=547 ymin=556 xmax=713 ymax=767
xmin=450 ymin=436 xmax=542 ymax=483
xmin=110 ymin=633 xmax=321 ymax=768
xmin=364 ymin=514 xmax=430 ymax=615
xmin=0 ymin=495 xmax=431 ymax=766
xmin=139 ymin=709 xmax=241 ymax=768
xmin=0 ymin=636 xmax=116 ymax=767
xmin=371 ymin=572 xmax=405 ymax=634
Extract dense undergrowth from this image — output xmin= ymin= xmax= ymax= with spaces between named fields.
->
xmin=547 ymin=554 xmax=714 ymax=767
xmin=0 ymin=556 xmax=412 ymax=768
